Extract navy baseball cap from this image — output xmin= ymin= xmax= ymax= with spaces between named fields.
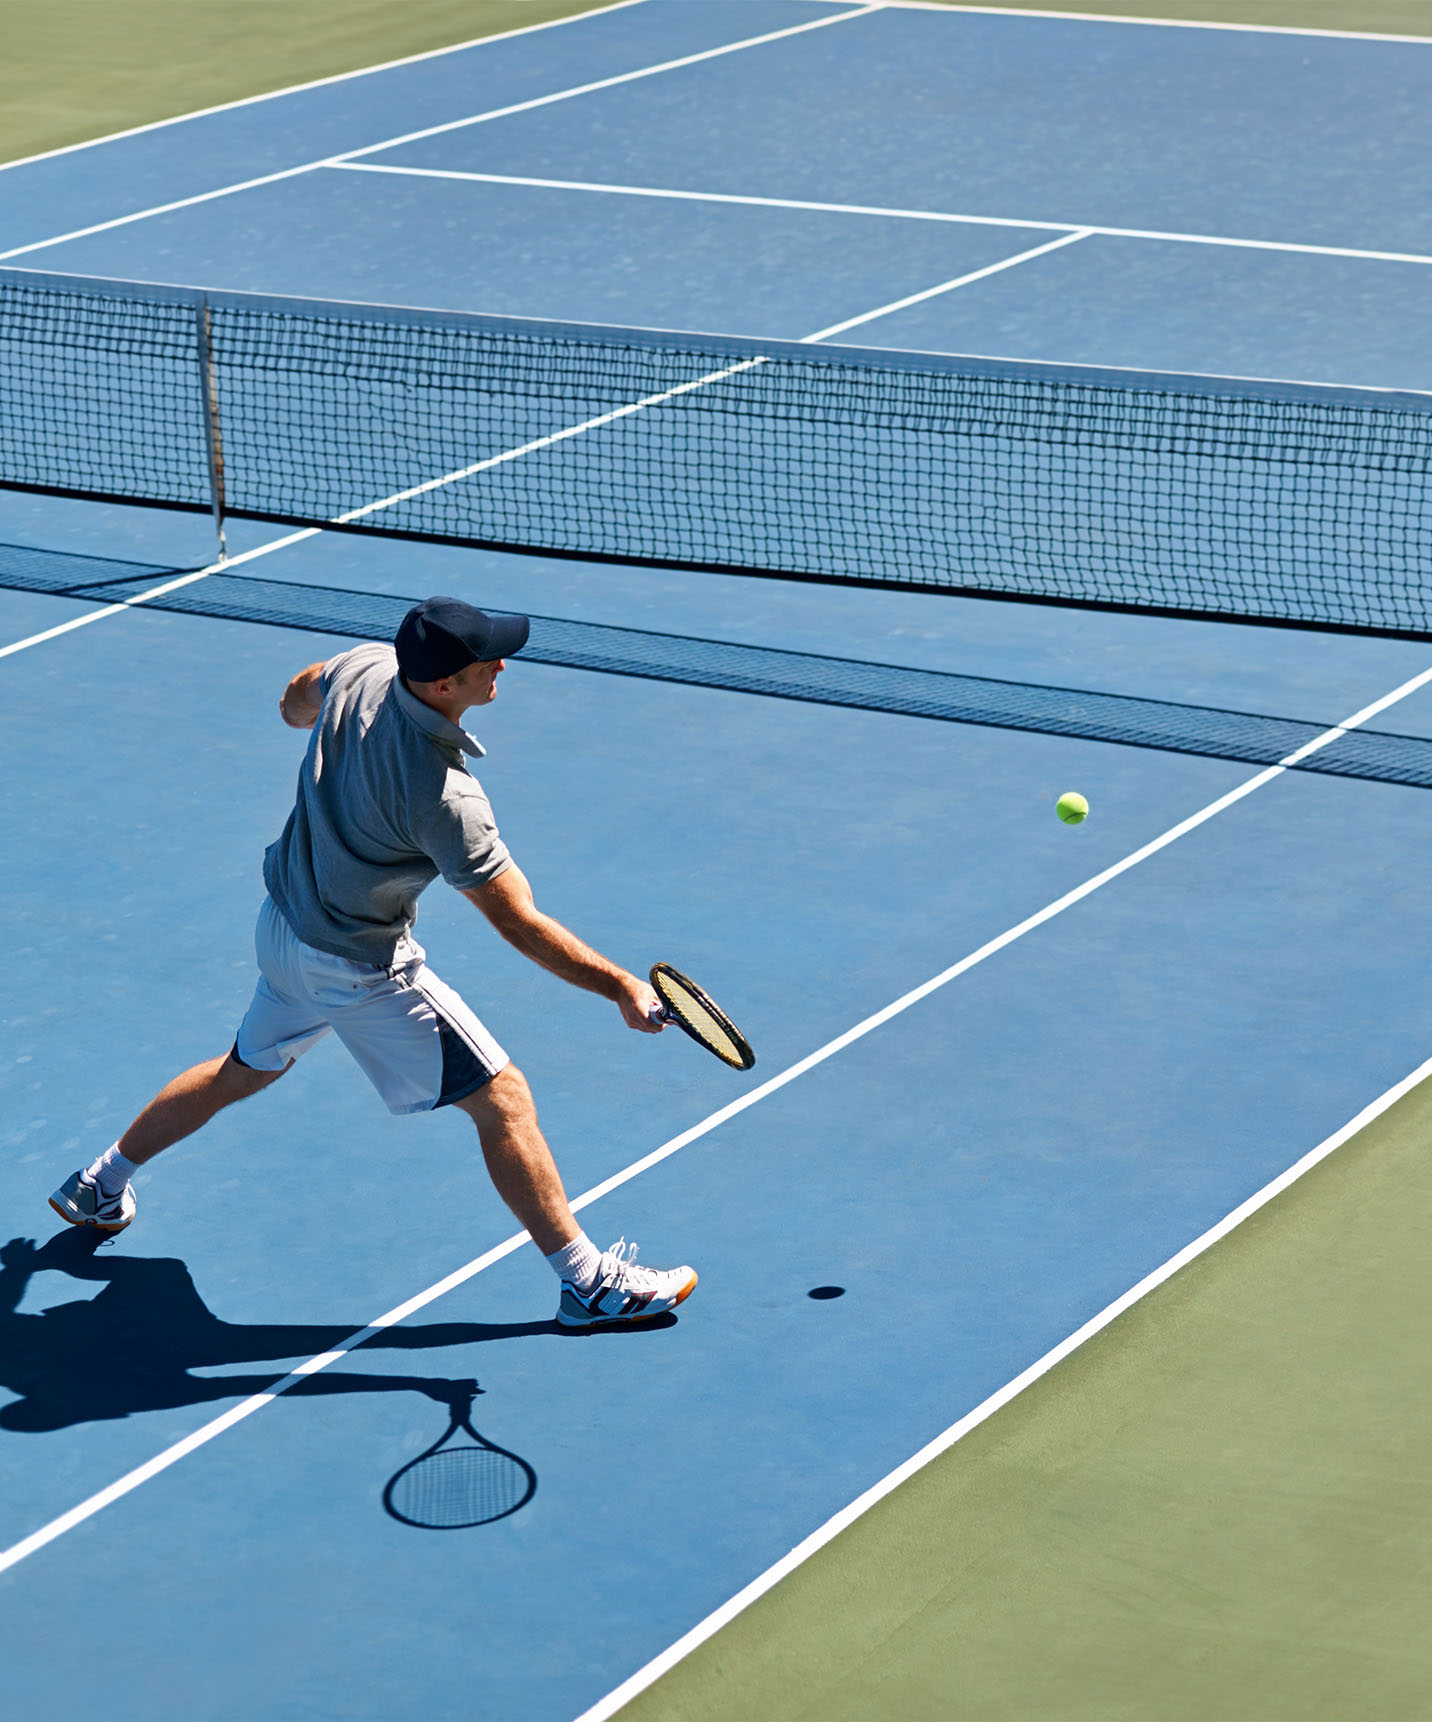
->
xmin=394 ymin=596 xmax=530 ymax=681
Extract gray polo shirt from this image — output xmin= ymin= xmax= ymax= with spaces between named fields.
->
xmin=264 ymin=642 xmax=512 ymax=966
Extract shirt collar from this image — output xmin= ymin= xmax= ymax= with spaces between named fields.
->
xmin=392 ymin=671 xmax=486 ymax=758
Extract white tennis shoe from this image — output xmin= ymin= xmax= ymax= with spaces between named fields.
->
xmin=557 ymin=1237 xmax=697 ymax=1329
xmin=49 ymin=1169 xmax=136 ymax=1232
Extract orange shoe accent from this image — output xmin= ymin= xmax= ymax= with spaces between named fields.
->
xmin=671 ymin=1269 xmax=698 ymax=1309
xmin=47 ymin=1195 xmax=131 ymax=1231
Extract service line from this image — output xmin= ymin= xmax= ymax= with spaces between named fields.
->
xmin=329 ymin=163 xmax=1432 ymax=270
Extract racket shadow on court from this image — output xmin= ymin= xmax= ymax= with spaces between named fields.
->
xmin=384 ymin=1379 xmax=536 ymax=1531
xmin=0 ymin=1229 xmax=668 ymax=1437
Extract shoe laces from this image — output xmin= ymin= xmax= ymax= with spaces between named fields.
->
xmin=600 ymin=1237 xmax=660 ymax=1294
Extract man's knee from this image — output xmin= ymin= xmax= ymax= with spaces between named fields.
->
xmin=220 ymin=1047 xmax=288 ymax=1099
xmin=455 ymin=1061 xmax=531 ymax=1125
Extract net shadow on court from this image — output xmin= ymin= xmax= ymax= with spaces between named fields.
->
xmin=7 ymin=539 xmax=1432 ymax=790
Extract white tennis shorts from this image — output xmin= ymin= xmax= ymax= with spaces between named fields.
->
xmin=233 ymin=897 xmax=508 ymax=1115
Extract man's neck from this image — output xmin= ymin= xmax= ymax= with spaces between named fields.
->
xmin=402 ymin=675 xmax=465 ymax=726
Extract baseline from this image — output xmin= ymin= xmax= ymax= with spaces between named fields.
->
xmin=3 ymin=659 xmax=1432 ymax=1581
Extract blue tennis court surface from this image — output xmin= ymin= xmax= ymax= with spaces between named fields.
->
xmin=2 ymin=5 xmax=1431 ymax=1717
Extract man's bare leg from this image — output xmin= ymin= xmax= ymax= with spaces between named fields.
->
xmin=117 ymin=1053 xmax=287 ymax=1166
xmin=454 ymin=1064 xmax=697 ymax=1329
xmin=52 ymin=1052 xmax=287 ymax=1231
xmin=455 ymin=1064 xmax=578 ymax=1255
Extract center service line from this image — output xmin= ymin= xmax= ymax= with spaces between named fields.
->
xmin=4 ymin=660 xmax=1432 ymax=1580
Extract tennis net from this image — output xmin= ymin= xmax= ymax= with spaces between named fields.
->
xmin=2 ymin=266 xmax=1430 ymax=638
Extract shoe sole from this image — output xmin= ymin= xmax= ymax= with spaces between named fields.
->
xmin=48 ymin=1195 xmax=131 ymax=1232
xmin=557 ymin=1268 xmax=698 ymax=1330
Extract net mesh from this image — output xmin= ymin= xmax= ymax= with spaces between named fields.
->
xmin=3 ymin=269 xmax=1431 ymax=636
xmin=6 ymin=542 xmax=1432 ymax=789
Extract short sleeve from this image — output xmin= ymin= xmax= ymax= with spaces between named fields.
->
xmin=411 ymin=770 xmax=512 ymax=892
xmin=321 ymin=641 xmax=395 ymax=698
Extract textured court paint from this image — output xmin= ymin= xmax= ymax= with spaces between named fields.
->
xmin=0 ymin=0 xmax=626 ymax=166
xmin=618 ymin=1072 xmax=1432 ymax=1722
xmin=383 ymin=8 xmax=1431 ymax=259
xmin=0 ymin=1 xmax=851 ymax=260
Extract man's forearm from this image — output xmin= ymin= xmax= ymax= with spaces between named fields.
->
xmin=495 ymin=907 xmax=628 ymax=998
xmin=466 ymin=865 xmax=660 ymax=1034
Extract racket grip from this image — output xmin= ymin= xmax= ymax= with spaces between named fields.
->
xmin=647 ymin=1001 xmax=671 ymax=1027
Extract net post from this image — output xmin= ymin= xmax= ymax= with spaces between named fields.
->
xmin=194 ymin=297 xmax=228 ymax=564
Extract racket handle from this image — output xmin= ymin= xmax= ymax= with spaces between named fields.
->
xmin=647 ymin=1001 xmax=671 ymax=1027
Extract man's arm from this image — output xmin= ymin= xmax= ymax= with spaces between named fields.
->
xmin=279 ymin=661 xmax=328 ymax=729
xmin=463 ymin=864 xmax=662 ymax=1033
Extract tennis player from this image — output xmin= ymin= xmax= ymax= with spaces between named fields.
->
xmin=49 ymin=597 xmax=698 ymax=1330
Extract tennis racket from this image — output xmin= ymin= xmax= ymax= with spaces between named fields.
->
xmin=383 ymin=1383 xmax=536 ymax=1530
xmin=647 ymin=962 xmax=755 ymax=1071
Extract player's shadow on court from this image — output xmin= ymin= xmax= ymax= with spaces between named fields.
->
xmin=0 ymin=1229 xmax=669 ymax=1434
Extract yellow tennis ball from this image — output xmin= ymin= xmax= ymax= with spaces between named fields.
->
xmin=1056 ymin=792 xmax=1089 ymax=825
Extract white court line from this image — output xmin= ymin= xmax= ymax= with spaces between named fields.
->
xmin=4 ymin=657 xmax=1432 ymax=1582
xmin=330 ymin=357 xmax=767 ymax=521
xmin=329 ymin=163 xmax=1432 ymax=269
xmin=0 ymin=567 xmax=224 ymax=660
xmin=0 ymin=0 xmax=651 ymax=174
xmin=0 ymin=5 xmax=880 ymax=264
xmin=800 ymin=231 xmax=1094 ymax=340
xmin=883 ymin=0 xmax=1432 ymax=43
xmin=573 ymin=1043 xmax=1432 ymax=1722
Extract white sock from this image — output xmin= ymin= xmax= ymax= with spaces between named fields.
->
xmin=85 ymin=1143 xmax=138 ymax=1197
xmin=545 ymin=1231 xmax=603 ymax=1292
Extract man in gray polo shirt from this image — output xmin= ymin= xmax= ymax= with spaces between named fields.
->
xmin=49 ymin=597 xmax=697 ymax=1330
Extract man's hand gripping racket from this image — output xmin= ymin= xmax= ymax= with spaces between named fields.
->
xmin=645 ymin=962 xmax=755 ymax=1070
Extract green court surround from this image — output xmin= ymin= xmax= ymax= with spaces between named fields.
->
xmin=0 ymin=0 xmax=614 ymax=166
xmin=622 ymin=1073 xmax=1432 ymax=1721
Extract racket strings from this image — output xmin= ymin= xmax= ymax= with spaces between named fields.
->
xmin=385 ymin=1443 xmax=534 ymax=1529
xmin=655 ymin=973 xmax=750 ymax=1068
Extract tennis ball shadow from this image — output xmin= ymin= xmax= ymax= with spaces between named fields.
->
xmin=808 ymin=1286 xmax=846 ymax=1300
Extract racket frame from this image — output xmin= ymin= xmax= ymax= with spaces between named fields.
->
xmin=649 ymin=962 xmax=756 ymax=1071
